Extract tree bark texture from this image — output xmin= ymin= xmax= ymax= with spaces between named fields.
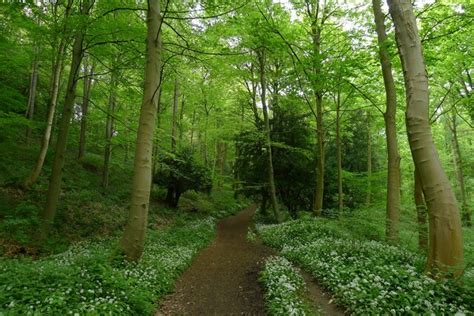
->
xmin=25 ymin=48 xmax=40 ymax=147
xmin=38 ymin=0 xmax=93 ymax=241
xmin=24 ymin=0 xmax=73 ymax=188
xmin=171 ymin=78 xmax=179 ymax=151
xmin=309 ymin=2 xmax=325 ymax=215
xmin=179 ymin=95 xmax=185 ymax=145
xmin=449 ymin=113 xmax=471 ymax=226
xmin=102 ymin=68 xmax=118 ymax=188
xmin=415 ymin=168 xmax=428 ymax=252
xmin=336 ymin=90 xmax=343 ymax=213
xmin=120 ymin=0 xmax=162 ymax=261
xmin=366 ymin=113 xmax=372 ymax=206
xmin=388 ymin=0 xmax=464 ymax=276
xmin=372 ymin=0 xmax=401 ymax=244
xmin=78 ymin=58 xmax=94 ymax=160
xmin=258 ymin=48 xmax=280 ymax=223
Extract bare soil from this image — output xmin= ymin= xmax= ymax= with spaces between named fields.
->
xmin=301 ymin=270 xmax=346 ymax=316
xmin=156 ymin=205 xmax=271 ymax=315
xmin=156 ymin=205 xmax=345 ymax=316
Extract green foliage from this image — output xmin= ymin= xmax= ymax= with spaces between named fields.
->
xmin=154 ymin=148 xmax=212 ymax=207
xmin=179 ymin=187 xmax=247 ymax=219
xmin=235 ymin=106 xmax=315 ymax=217
xmin=260 ymin=256 xmax=313 ymax=316
xmin=257 ymin=218 xmax=473 ymax=314
xmin=0 ymin=217 xmax=215 ymax=315
xmin=0 ymin=144 xmax=132 ymax=254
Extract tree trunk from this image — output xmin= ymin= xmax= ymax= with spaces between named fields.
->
xmin=25 ymin=48 xmax=40 ymax=147
xmin=247 ymin=64 xmax=261 ymax=126
xmin=151 ymin=87 xmax=163 ymax=180
xmin=78 ymin=58 xmax=94 ymax=160
xmin=179 ymin=94 xmax=185 ymax=145
xmin=120 ymin=0 xmax=162 ymax=262
xmin=310 ymin=12 xmax=325 ymax=216
xmin=388 ymin=0 xmax=464 ymax=276
xmin=366 ymin=112 xmax=372 ymax=206
xmin=102 ymin=69 xmax=118 ymax=188
xmin=190 ymin=109 xmax=196 ymax=147
xmin=171 ymin=78 xmax=179 ymax=151
xmin=24 ymin=0 xmax=73 ymax=189
xmin=336 ymin=90 xmax=343 ymax=213
xmin=38 ymin=0 xmax=93 ymax=242
xmin=220 ymin=142 xmax=227 ymax=177
xmin=414 ymin=168 xmax=428 ymax=252
xmin=165 ymin=186 xmax=175 ymax=207
xmin=258 ymin=48 xmax=280 ymax=223
xmin=203 ymin=113 xmax=209 ymax=166
xmin=449 ymin=113 xmax=471 ymax=226
xmin=372 ymin=0 xmax=401 ymax=244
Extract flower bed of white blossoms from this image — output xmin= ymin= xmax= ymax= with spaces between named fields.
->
xmin=257 ymin=218 xmax=472 ymax=315
xmin=0 ymin=217 xmax=215 ymax=315
xmin=260 ymin=256 xmax=311 ymax=316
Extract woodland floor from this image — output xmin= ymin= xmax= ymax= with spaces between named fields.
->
xmin=156 ymin=205 xmax=343 ymax=316
xmin=156 ymin=205 xmax=270 ymax=315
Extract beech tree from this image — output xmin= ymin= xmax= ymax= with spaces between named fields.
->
xmin=388 ymin=0 xmax=464 ymax=276
xmin=38 ymin=0 xmax=94 ymax=241
xmin=257 ymin=48 xmax=280 ymax=223
xmin=78 ymin=56 xmax=94 ymax=161
xmin=24 ymin=0 xmax=74 ymax=188
xmin=371 ymin=0 xmax=400 ymax=244
xmin=119 ymin=0 xmax=162 ymax=261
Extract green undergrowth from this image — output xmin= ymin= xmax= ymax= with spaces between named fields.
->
xmin=260 ymin=256 xmax=316 ymax=316
xmin=0 ymin=144 xmax=134 ymax=255
xmin=257 ymin=217 xmax=473 ymax=315
xmin=178 ymin=187 xmax=247 ymax=219
xmin=0 ymin=143 xmax=247 ymax=314
xmin=0 ymin=217 xmax=215 ymax=315
xmin=0 ymin=142 xmax=245 ymax=256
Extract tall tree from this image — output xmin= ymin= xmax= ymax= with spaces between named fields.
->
xmin=335 ymin=90 xmax=343 ymax=213
xmin=25 ymin=46 xmax=40 ymax=147
xmin=447 ymin=112 xmax=471 ymax=226
xmin=77 ymin=57 xmax=94 ymax=160
xmin=78 ymin=57 xmax=94 ymax=160
xmin=38 ymin=0 xmax=94 ymax=241
xmin=102 ymin=68 xmax=118 ymax=188
xmin=388 ymin=0 xmax=464 ymax=276
xmin=257 ymin=48 xmax=280 ymax=223
xmin=171 ymin=78 xmax=179 ymax=151
xmin=372 ymin=0 xmax=400 ymax=243
xmin=24 ymin=0 xmax=73 ymax=188
xmin=414 ymin=168 xmax=428 ymax=251
xmin=307 ymin=0 xmax=326 ymax=215
xmin=366 ymin=112 xmax=372 ymax=206
xmin=119 ymin=0 xmax=162 ymax=261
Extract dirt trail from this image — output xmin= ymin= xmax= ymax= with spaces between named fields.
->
xmin=156 ymin=205 xmax=345 ymax=316
xmin=301 ymin=270 xmax=345 ymax=316
xmin=156 ymin=205 xmax=272 ymax=315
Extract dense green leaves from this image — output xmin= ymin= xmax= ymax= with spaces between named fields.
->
xmin=154 ymin=148 xmax=212 ymax=207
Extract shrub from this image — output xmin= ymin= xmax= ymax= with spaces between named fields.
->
xmin=153 ymin=148 xmax=211 ymax=208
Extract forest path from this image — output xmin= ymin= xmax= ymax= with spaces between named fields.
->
xmin=156 ymin=204 xmax=271 ymax=315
